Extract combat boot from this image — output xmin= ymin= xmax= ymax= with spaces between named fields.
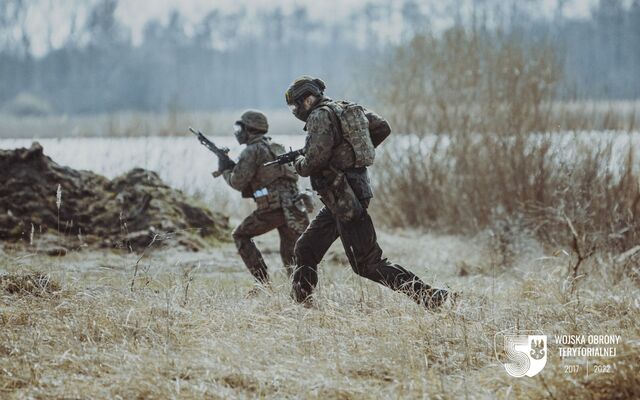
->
xmin=422 ymin=288 xmax=456 ymax=310
xmin=291 ymin=282 xmax=315 ymax=308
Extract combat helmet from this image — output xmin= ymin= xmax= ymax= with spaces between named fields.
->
xmin=237 ymin=110 xmax=268 ymax=133
xmin=285 ymin=76 xmax=326 ymax=122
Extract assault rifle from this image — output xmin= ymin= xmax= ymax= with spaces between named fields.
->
xmin=189 ymin=127 xmax=235 ymax=177
xmin=264 ymin=148 xmax=305 ymax=167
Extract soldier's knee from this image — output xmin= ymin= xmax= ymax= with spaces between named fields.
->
xmin=231 ymin=226 xmax=240 ymax=239
xmin=232 ymin=229 xmax=250 ymax=250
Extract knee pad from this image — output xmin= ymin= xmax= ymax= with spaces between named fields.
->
xmin=233 ymin=234 xmax=250 ymax=251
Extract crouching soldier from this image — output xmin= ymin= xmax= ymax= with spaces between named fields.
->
xmin=219 ymin=110 xmax=311 ymax=290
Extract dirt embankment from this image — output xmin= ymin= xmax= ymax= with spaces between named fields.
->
xmin=0 ymin=142 xmax=229 ymax=253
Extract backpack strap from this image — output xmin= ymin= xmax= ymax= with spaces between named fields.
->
xmin=314 ymin=101 xmax=350 ymax=176
xmin=261 ymin=138 xmax=298 ymax=183
xmin=318 ymin=101 xmax=346 ymax=146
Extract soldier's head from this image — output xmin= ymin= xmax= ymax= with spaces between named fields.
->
xmin=285 ymin=76 xmax=326 ymax=122
xmin=234 ymin=110 xmax=268 ymax=144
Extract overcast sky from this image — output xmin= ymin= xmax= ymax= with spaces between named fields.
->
xmin=22 ymin=0 xmax=599 ymax=56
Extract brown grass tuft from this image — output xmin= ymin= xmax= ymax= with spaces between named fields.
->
xmin=0 ymin=273 xmax=60 ymax=296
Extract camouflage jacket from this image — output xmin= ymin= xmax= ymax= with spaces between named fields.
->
xmin=223 ymin=135 xmax=298 ymax=204
xmin=294 ymin=97 xmax=390 ymax=201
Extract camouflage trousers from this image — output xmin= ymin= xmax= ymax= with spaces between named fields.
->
xmin=292 ymin=201 xmax=433 ymax=303
xmin=233 ymin=207 xmax=308 ymax=283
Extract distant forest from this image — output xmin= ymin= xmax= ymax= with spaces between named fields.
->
xmin=0 ymin=0 xmax=639 ymax=114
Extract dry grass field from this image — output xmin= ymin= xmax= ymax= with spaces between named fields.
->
xmin=1 ymin=228 xmax=638 ymax=399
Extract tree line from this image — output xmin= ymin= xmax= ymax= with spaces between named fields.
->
xmin=0 ymin=0 xmax=638 ymax=115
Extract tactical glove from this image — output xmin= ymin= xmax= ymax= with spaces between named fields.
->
xmin=293 ymin=191 xmax=315 ymax=213
xmin=218 ymin=157 xmax=236 ymax=173
xmin=293 ymin=155 xmax=305 ymax=175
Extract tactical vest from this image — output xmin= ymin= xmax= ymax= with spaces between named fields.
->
xmin=250 ymin=138 xmax=298 ymax=192
xmin=319 ymin=100 xmax=376 ymax=168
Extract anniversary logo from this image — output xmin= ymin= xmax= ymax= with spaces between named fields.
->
xmin=495 ymin=329 xmax=548 ymax=378
xmin=495 ymin=329 xmax=624 ymax=378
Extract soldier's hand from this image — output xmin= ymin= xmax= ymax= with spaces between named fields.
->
xmin=218 ymin=157 xmax=235 ymax=173
xmin=294 ymin=191 xmax=315 ymax=213
xmin=293 ymin=155 xmax=305 ymax=175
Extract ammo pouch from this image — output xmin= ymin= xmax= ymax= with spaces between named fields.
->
xmin=241 ymin=187 xmax=254 ymax=199
xmin=280 ymin=193 xmax=310 ymax=235
xmin=254 ymin=189 xmax=281 ymax=211
xmin=317 ymin=166 xmax=363 ymax=223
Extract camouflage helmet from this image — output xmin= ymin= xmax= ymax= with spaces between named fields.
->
xmin=237 ymin=110 xmax=268 ymax=133
xmin=285 ymin=76 xmax=326 ymax=105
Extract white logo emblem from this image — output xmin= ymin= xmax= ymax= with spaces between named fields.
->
xmin=495 ymin=330 xmax=547 ymax=377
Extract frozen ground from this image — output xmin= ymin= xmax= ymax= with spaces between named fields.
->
xmin=1 ymin=226 xmax=638 ymax=399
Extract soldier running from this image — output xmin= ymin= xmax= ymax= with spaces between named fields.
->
xmin=219 ymin=110 xmax=311 ymax=290
xmin=284 ymin=76 xmax=452 ymax=309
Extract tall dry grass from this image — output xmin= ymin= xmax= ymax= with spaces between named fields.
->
xmin=368 ymin=27 xmax=640 ymax=267
xmin=1 ymin=232 xmax=638 ymax=399
xmin=549 ymin=101 xmax=640 ymax=133
xmin=373 ymin=133 xmax=639 ymax=256
xmin=369 ymin=28 xmax=561 ymax=136
xmin=369 ymin=27 xmax=639 ymax=135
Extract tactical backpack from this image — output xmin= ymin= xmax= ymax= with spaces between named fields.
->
xmin=240 ymin=139 xmax=297 ymax=200
xmin=322 ymin=101 xmax=376 ymax=168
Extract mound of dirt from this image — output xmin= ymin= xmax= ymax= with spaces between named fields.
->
xmin=0 ymin=142 xmax=229 ymax=252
